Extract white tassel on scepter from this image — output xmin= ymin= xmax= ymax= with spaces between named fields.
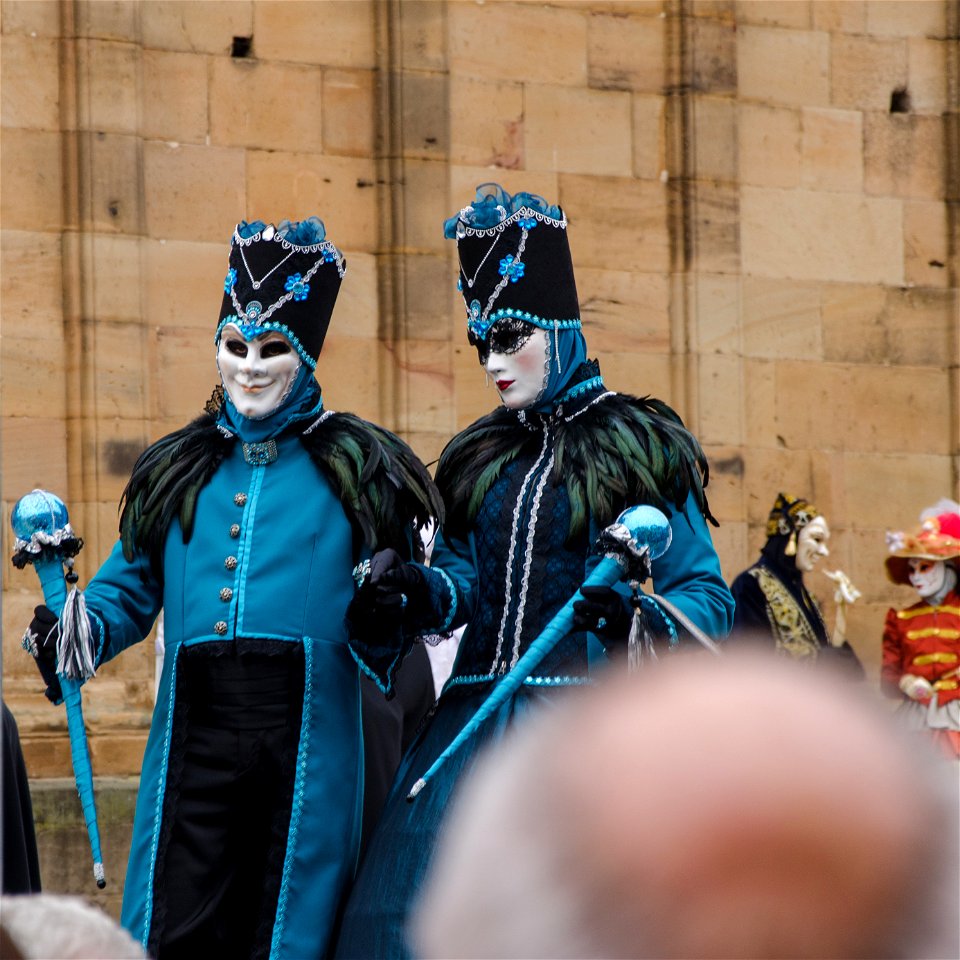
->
xmin=56 ymin=584 xmax=97 ymax=681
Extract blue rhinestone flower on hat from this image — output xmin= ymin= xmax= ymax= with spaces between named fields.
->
xmin=224 ymin=267 xmax=237 ymax=293
xmin=499 ymin=255 xmax=525 ymax=283
xmin=285 ymin=273 xmax=310 ymax=302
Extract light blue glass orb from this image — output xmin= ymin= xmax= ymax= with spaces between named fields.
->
xmin=617 ymin=504 xmax=672 ymax=560
xmin=11 ymin=489 xmax=70 ymax=540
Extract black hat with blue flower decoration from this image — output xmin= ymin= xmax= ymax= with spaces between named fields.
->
xmin=217 ymin=217 xmax=346 ymax=369
xmin=444 ymin=184 xmax=580 ymax=346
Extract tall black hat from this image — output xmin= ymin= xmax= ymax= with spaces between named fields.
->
xmin=444 ymin=184 xmax=581 ymax=342
xmin=217 ymin=217 xmax=346 ymax=369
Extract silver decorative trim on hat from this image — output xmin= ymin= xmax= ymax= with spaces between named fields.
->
xmin=457 ymin=205 xmax=567 ymax=238
xmin=232 ymin=227 xmax=346 ymax=278
xmin=229 ymin=255 xmax=327 ymax=327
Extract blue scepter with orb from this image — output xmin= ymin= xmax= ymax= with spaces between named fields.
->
xmin=408 ymin=504 xmax=702 ymax=800
xmin=11 ymin=488 xmax=106 ymax=888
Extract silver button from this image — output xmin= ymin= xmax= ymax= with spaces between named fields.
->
xmin=234 ymin=492 xmax=247 ymax=506
xmin=224 ymin=556 xmax=238 ymax=571
xmin=219 ymin=587 xmax=233 ymax=602
xmin=214 ymin=621 xmax=228 ymax=635
xmin=230 ymin=524 xmax=240 ymax=538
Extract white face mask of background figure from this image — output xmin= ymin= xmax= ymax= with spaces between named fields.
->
xmin=482 ymin=326 xmax=549 ymax=411
xmin=217 ymin=324 xmax=301 ymax=419
xmin=796 ymin=516 xmax=830 ymax=573
xmin=907 ymin=558 xmax=952 ymax=600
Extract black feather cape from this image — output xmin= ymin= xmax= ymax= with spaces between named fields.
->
xmin=119 ymin=407 xmax=443 ymax=579
xmin=436 ymin=365 xmax=715 ymax=544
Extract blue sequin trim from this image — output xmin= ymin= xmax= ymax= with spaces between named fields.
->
xmin=435 ymin=568 xmax=458 ymax=632
xmin=522 ymin=676 xmax=594 ymax=687
xmin=467 ymin=309 xmax=580 ymax=342
xmin=142 ymin=649 xmax=178 ymax=948
xmin=445 ymin=673 xmax=593 ymax=689
xmin=348 ymin=645 xmax=401 ymax=697
xmin=214 ymin=316 xmax=317 ymax=370
xmin=445 ymin=673 xmax=496 ymax=688
xmin=637 ymin=594 xmax=679 ymax=645
xmin=89 ymin=610 xmax=107 ymax=668
xmin=556 ymin=375 xmax=605 ymax=403
xmin=270 ymin=639 xmax=312 ymax=958
xmin=234 ymin=467 xmax=263 ymax=635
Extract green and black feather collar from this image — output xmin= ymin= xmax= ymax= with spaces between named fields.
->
xmin=119 ymin=401 xmax=442 ymax=578
xmin=435 ymin=361 xmax=715 ymax=543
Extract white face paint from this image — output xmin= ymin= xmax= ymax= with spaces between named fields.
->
xmin=796 ymin=516 xmax=830 ymax=572
xmin=907 ymin=558 xmax=948 ymax=599
xmin=217 ymin=324 xmax=301 ymax=419
xmin=483 ymin=328 xmax=549 ymax=410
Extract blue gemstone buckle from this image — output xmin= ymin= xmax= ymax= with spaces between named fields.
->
xmin=242 ymin=440 xmax=278 ymax=466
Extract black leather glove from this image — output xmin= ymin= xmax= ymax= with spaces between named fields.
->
xmin=23 ymin=604 xmax=62 ymax=704
xmin=572 ymin=585 xmax=632 ymax=649
xmin=369 ymin=548 xmax=429 ymax=619
xmin=346 ymin=549 xmax=429 ymax=638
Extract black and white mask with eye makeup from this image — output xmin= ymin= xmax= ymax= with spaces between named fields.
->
xmin=471 ymin=318 xmax=550 ymax=410
xmin=216 ymin=323 xmax=301 ymax=419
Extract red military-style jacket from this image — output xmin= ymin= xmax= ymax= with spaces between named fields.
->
xmin=881 ymin=589 xmax=960 ymax=706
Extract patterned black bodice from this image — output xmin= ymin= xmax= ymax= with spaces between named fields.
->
xmin=445 ymin=421 xmax=592 ymax=688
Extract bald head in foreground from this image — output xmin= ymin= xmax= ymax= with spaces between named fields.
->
xmin=412 ymin=652 xmax=958 ymax=959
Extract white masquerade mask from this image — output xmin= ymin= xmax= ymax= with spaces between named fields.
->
xmin=796 ymin=516 xmax=830 ymax=573
xmin=907 ymin=558 xmax=950 ymax=599
xmin=216 ymin=324 xmax=301 ymax=419
xmin=482 ymin=325 xmax=549 ymax=410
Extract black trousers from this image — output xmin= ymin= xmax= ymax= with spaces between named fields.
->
xmin=156 ymin=644 xmax=304 ymax=960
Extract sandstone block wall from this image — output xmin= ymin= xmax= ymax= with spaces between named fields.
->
xmin=2 ymin=0 xmax=957 ymax=790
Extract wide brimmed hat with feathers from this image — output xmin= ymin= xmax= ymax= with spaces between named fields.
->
xmin=217 ymin=217 xmax=346 ymax=369
xmin=885 ymin=502 xmax=960 ymax=585
xmin=443 ymin=184 xmax=580 ymax=343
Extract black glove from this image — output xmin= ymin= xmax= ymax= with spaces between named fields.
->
xmin=346 ymin=549 xmax=429 ymax=638
xmin=369 ymin=548 xmax=429 ymax=619
xmin=572 ymin=586 xmax=632 ymax=649
xmin=24 ymin=604 xmax=62 ymax=704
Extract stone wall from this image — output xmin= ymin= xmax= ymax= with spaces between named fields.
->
xmin=1 ymin=0 xmax=958 ymax=886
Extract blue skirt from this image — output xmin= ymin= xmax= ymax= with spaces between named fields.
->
xmin=332 ymin=684 xmax=551 ymax=959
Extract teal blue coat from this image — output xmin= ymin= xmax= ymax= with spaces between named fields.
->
xmin=84 ymin=434 xmax=366 ymax=959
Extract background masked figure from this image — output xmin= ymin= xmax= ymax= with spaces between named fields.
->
xmin=729 ymin=492 xmax=864 ymax=677
xmin=881 ymin=502 xmax=960 ymax=759
xmin=22 ymin=218 xmax=441 ymax=960
xmin=333 ymin=184 xmax=734 ymax=959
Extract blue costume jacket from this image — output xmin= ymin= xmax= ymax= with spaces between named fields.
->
xmin=80 ymin=403 xmax=439 ymax=960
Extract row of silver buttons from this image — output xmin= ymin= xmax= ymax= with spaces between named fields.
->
xmin=214 ymin=493 xmax=248 ymax=635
